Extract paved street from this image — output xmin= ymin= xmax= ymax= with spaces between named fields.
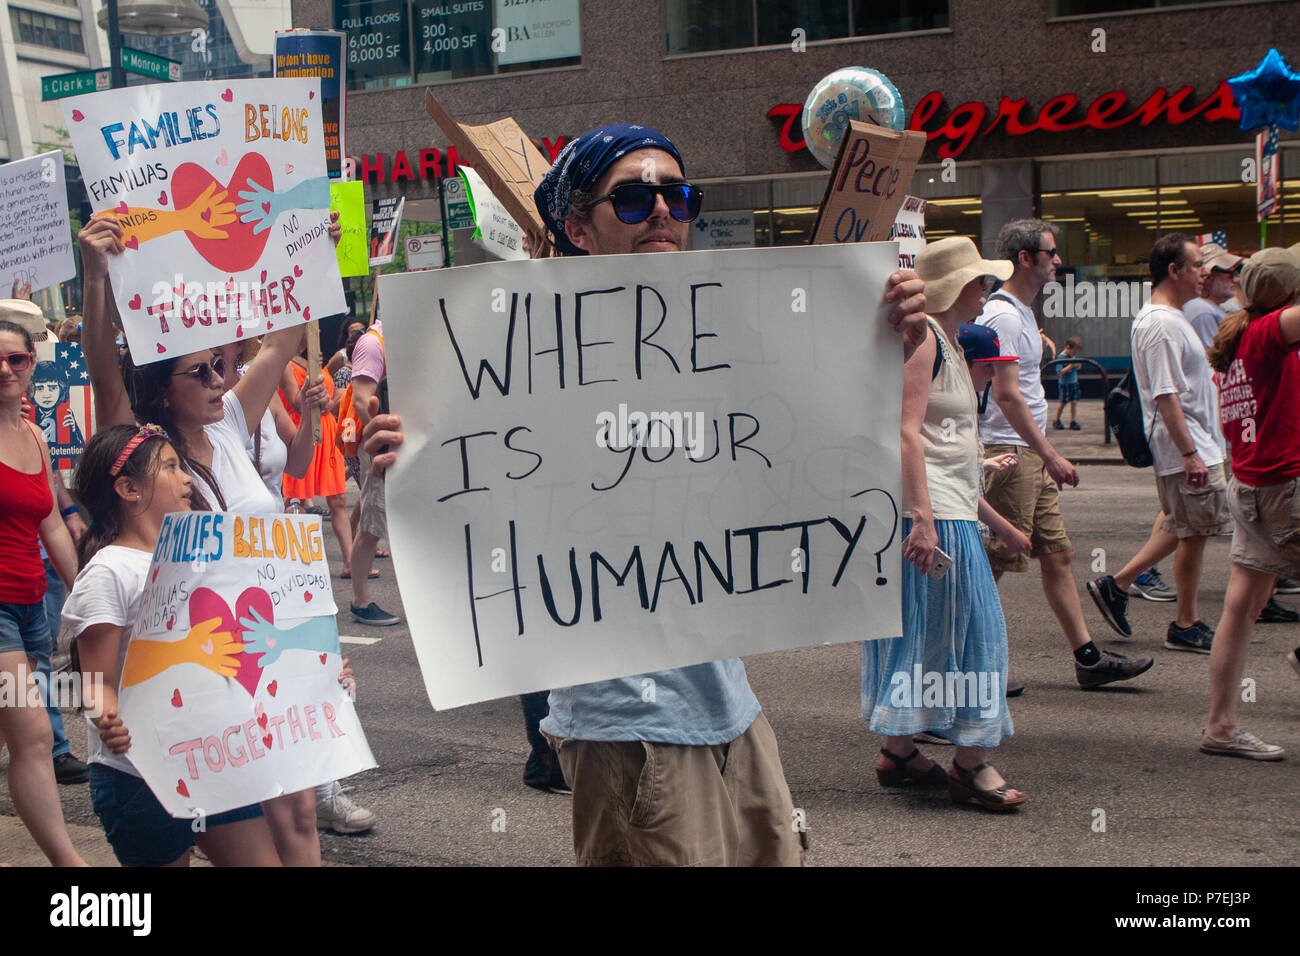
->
xmin=3 ymin=403 xmax=1298 ymax=867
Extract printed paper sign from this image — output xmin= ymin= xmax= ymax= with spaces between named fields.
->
xmin=274 ymin=30 xmax=346 ymax=179
xmin=691 ymin=210 xmax=755 ymax=250
xmin=369 ymin=196 xmax=405 ymax=266
xmin=0 ymin=151 xmax=76 ymax=292
xmin=119 ymin=511 xmax=375 ymax=818
xmin=405 ymin=233 xmax=443 ymax=271
xmin=383 ymin=244 xmax=903 ymax=710
xmin=330 ymin=180 xmax=367 ymax=276
xmin=811 ymin=121 xmax=925 ymax=246
xmin=890 ymin=195 xmax=926 ymax=270
xmin=460 ymin=166 xmax=526 ymax=261
xmin=62 ymin=78 xmax=347 ymax=365
xmin=25 ymin=341 xmax=93 ymax=471
xmin=493 ymin=0 xmax=580 ymax=66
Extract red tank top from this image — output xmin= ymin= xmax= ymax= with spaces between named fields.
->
xmin=0 ymin=423 xmax=53 ymax=604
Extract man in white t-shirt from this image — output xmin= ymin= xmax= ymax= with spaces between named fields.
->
xmin=977 ymin=219 xmax=1154 ymax=689
xmin=1088 ymin=235 xmax=1230 ymax=653
xmin=1183 ymin=243 xmax=1243 ymax=349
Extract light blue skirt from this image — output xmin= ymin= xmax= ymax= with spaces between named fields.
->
xmin=862 ymin=517 xmax=1014 ymax=747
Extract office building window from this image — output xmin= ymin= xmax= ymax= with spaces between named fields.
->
xmin=667 ymin=0 xmax=947 ymax=53
xmin=10 ymin=9 xmax=85 ymax=53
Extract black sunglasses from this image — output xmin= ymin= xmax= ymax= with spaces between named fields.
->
xmin=589 ymin=182 xmax=703 ymax=224
xmin=1037 ymin=247 xmax=1059 ymax=258
xmin=171 ymin=356 xmax=226 ymax=387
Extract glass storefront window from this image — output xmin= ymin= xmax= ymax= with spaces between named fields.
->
xmin=755 ymin=1 xmax=848 ymax=46
xmin=336 ymin=0 xmax=581 ymax=90
xmin=666 ymin=1 xmax=947 ymax=53
xmin=853 ymin=0 xmax=948 ymax=35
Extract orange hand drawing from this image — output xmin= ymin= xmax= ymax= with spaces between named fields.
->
xmin=120 ymin=617 xmax=246 ymax=687
xmin=103 ymin=182 xmax=238 ymax=247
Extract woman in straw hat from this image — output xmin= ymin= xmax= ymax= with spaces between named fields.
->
xmin=862 ymin=237 xmax=1030 ymax=811
xmin=1201 ymin=248 xmax=1300 ymax=761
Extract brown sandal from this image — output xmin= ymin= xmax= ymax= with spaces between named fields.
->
xmin=876 ymin=748 xmax=949 ymax=787
xmin=947 ymin=761 xmax=1026 ymax=811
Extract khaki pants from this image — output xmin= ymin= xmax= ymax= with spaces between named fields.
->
xmin=546 ymin=712 xmax=806 ymax=867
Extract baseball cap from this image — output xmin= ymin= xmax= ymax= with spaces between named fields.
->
xmin=1240 ymin=247 xmax=1300 ymax=315
xmin=1201 ymin=242 xmax=1243 ymax=273
xmin=957 ymin=321 xmax=1018 ymax=364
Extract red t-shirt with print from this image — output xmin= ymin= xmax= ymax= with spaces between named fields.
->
xmin=1218 ymin=308 xmax=1300 ymax=486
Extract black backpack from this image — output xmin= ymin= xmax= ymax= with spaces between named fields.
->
xmin=1105 ymin=370 xmax=1156 ymax=468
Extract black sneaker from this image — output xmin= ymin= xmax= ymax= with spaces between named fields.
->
xmin=1086 ymin=575 xmax=1132 ymax=637
xmin=1257 ymin=597 xmax=1300 ymax=624
xmin=53 ymin=753 xmax=89 ymax=785
xmin=1275 ymin=577 xmax=1300 ymax=594
xmin=1053 ymin=420 xmax=1065 ymax=430
xmin=1069 ymin=421 xmax=1081 ymax=431
xmin=523 ymin=748 xmax=571 ymax=795
xmin=1006 ymin=681 xmax=1025 ymax=698
xmin=1165 ymin=620 xmax=1214 ymax=654
xmin=350 ymin=602 xmax=401 ymax=626
xmin=1076 ymin=649 xmax=1154 ymax=688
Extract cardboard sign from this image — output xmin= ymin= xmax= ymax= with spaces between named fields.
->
xmin=811 ymin=121 xmax=926 ymax=246
xmin=424 ymin=92 xmax=551 ymax=254
xmin=369 ymin=196 xmax=405 ymax=266
xmin=25 ymin=341 xmax=93 ymax=471
xmin=0 ymin=151 xmax=76 ymax=293
xmin=890 ymin=195 xmax=927 ymax=270
xmin=460 ymin=166 xmax=527 ymax=261
xmin=119 ymin=511 xmax=375 ymax=818
xmin=382 ymin=244 xmax=903 ymax=710
xmin=274 ymin=30 xmax=346 ymax=179
xmin=330 ymin=180 xmax=367 ymax=277
xmin=404 ymin=232 xmax=443 ymax=271
xmin=62 ymin=78 xmax=347 ymax=365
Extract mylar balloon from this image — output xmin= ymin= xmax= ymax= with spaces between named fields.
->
xmin=802 ymin=67 xmax=906 ymax=169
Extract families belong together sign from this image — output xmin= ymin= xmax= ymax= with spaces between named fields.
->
xmin=62 ymin=78 xmax=346 ymax=364
xmin=383 ymin=244 xmax=904 ymax=710
xmin=118 ymin=512 xmax=374 ymax=818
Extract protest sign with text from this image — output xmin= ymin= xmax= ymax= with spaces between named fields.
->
xmin=460 ymin=165 xmax=527 ymax=261
xmin=0 ymin=151 xmax=76 ymax=292
xmin=119 ymin=511 xmax=375 ymax=818
xmin=330 ymin=180 xmax=367 ymax=276
xmin=274 ymin=30 xmax=346 ymax=179
xmin=26 ymin=340 xmax=93 ymax=471
xmin=383 ymin=244 xmax=903 ymax=710
xmin=62 ymin=78 xmax=346 ymax=365
xmin=811 ymin=121 xmax=925 ymax=246
xmin=369 ymin=196 xmax=404 ymax=266
xmin=890 ymin=195 xmax=927 ymax=270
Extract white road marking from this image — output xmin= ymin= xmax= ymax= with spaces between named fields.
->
xmin=339 ymin=635 xmax=382 ymax=646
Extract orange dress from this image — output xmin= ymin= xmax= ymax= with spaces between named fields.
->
xmin=280 ymin=362 xmax=347 ymax=499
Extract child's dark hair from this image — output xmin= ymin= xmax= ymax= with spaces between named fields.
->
xmin=0 ymin=319 xmax=35 ymax=352
xmin=122 ymin=352 xmax=225 ymax=510
xmin=1065 ymin=336 xmax=1083 ymax=351
xmin=72 ymin=425 xmax=170 ymax=568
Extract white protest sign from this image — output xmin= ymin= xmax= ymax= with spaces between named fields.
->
xmin=119 ymin=511 xmax=375 ymax=818
xmin=383 ymin=244 xmax=903 ymax=710
xmin=404 ymin=233 xmax=443 ymax=271
xmin=460 ymin=166 xmax=527 ymax=261
xmin=62 ymin=78 xmax=346 ymax=365
xmin=890 ymin=195 xmax=926 ymax=270
xmin=0 ymin=151 xmax=76 ymax=292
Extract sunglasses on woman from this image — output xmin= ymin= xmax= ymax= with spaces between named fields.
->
xmin=171 ymin=356 xmax=226 ymax=387
xmin=589 ymin=182 xmax=703 ymax=224
xmin=0 ymin=351 xmax=35 ymax=372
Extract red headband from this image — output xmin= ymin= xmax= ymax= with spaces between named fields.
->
xmin=109 ymin=424 xmax=167 ymax=477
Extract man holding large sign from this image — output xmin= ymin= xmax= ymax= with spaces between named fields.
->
xmin=381 ymin=124 xmax=927 ymax=866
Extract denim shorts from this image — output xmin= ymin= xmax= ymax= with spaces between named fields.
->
xmin=0 ymin=600 xmax=47 ymax=657
xmin=88 ymin=763 xmax=264 ymax=867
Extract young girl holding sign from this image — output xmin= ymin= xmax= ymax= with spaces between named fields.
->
xmin=65 ymin=424 xmax=282 ymax=866
xmin=78 ymin=215 xmax=341 ymax=865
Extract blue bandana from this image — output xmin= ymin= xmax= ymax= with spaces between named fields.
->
xmin=534 ymin=124 xmax=684 ymax=256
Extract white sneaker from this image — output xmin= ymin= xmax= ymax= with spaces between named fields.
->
xmin=316 ymin=785 xmax=377 ymax=833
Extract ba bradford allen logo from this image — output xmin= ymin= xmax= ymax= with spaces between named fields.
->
xmin=49 ymin=886 xmax=151 ymax=936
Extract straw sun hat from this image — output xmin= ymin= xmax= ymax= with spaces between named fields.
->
xmin=915 ymin=237 xmax=1013 ymax=314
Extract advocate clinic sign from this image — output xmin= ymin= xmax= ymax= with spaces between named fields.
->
xmin=768 ymin=80 xmax=1241 ymax=159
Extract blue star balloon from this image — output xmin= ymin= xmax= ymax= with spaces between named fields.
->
xmin=1228 ymin=48 xmax=1300 ymax=132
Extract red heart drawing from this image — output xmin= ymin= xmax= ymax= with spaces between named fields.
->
xmin=222 ymin=88 xmax=233 ymax=102
xmin=262 ymin=733 xmax=273 ymax=748
xmin=285 ymin=163 xmax=294 ymax=174
xmin=125 ymin=237 xmax=139 ymax=250
xmin=128 ymin=293 xmax=142 ymax=310
xmin=304 ymin=592 xmax=313 ymax=603
xmin=172 ymin=154 xmax=273 ymax=272
xmin=235 ymin=324 xmax=243 ymax=338
xmin=302 ymin=308 xmax=310 ymax=322
xmin=261 ymin=201 xmax=271 ymax=214
xmin=266 ymin=320 xmax=274 ymax=329
xmin=155 ymin=342 xmax=166 ymax=354
xmin=115 ymin=200 xmax=128 ymax=215
xmin=319 ymin=653 xmax=327 ymax=664
xmin=170 ymin=689 xmax=182 ymax=707
xmin=166 ymin=616 xmax=175 ymax=630
xmin=188 ymin=586 xmax=275 ymax=697
xmin=176 ymin=779 xmax=189 ymax=797
xmin=151 ymin=565 xmax=159 ymax=582
xmin=200 ymin=207 xmax=211 ymax=222
xmin=215 ymin=149 xmax=229 ymax=166
xmin=158 ymin=190 xmax=168 ymax=206
xmin=267 ymin=680 xmax=278 ymax=696
xmin=256 ymin=712 xmax=268 ymax=729
xmin=226 ymin=276 xmax=236 ymax=290
xmin=71 ymin=109 xmax=84 ymax=122
xmin=293 ymin=265 xmax=303 ymax=277
xmin=309 ymin=91 xmax=315 ymax=100
xmin=260 ymin=270 xmax=268 ymax=283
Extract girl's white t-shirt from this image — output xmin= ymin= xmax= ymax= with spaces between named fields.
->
xmin=61 ymin=545 xmax=153 ymax=777
xmin=194 ymin=391 xmax=280 ymax=513
xmin=245 ymin=408 xmax=287 ymax=510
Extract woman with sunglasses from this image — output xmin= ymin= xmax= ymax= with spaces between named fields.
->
xmin=77 ymin=215 xmax=339 ymax=864
xmin=0 ymin=318 xmax=86 ymax=865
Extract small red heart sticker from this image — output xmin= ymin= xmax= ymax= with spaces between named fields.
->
xmin=71 ymin=109 xmax=84 ymax=122
xmin=200 ymin=207 xmax=212 ymax=222
xmin=176 ymin=779 xmax=189 ymax=797
xmin=171 ymin=689 xmax=183 ymax=707
xmin=235 ymin=324 xmax=243 ymax=338
xmin=128 ymin=293 xmax=142 ymax=310
xmin=302 ymin=308 xmax=310 ymax=322
xmin=257 ymin=712 xmax=268 ymax=729
xmin=304 ymin=592 xmax=313 ymax=602
xmin=261 ymin=201 xmax=271 ymax=214
xmin=158 ymin=190 xmax=168 ymax=206
xmin=319 ymin=653 xmax=328 ymax=664
xmin=221 ymin=88 xmax=233 ymax=102
xmin=293 ymin=264 xmax=303 ymax=277
xmin=115 ymin=200 xmax=129 ymax=215
xmin=267 ymin=680 xmax=278 ymax=696
xmin=260 ymin=270 xmax=268 ymax=283
xmin=155 ymin=342 xmax=166 ymax=354
xmin=125 ymin=237 xmax=139 ymax=250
